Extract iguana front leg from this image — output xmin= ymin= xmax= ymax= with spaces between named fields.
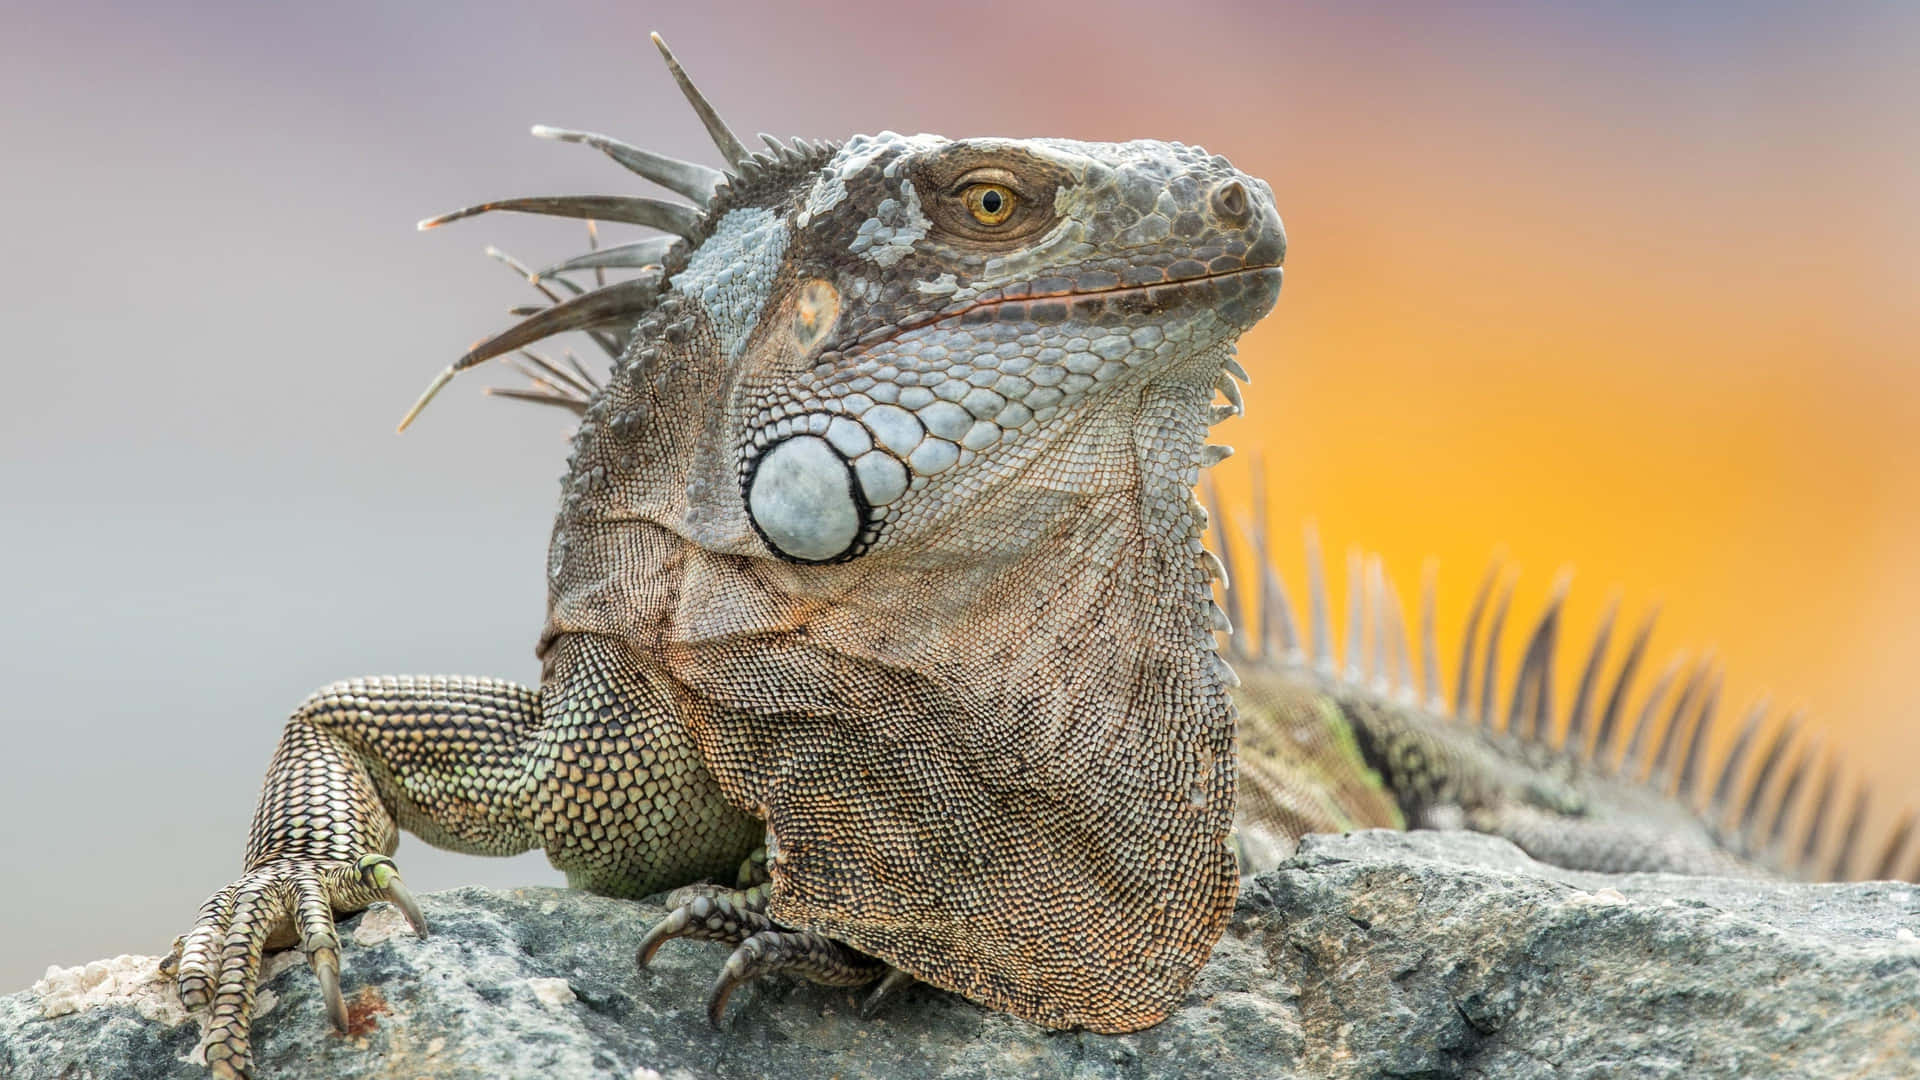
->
xmin=171 ymin=676 xmax=545 ymax=1078
xmin=173 ymin=635 xmax=763 ymax=1079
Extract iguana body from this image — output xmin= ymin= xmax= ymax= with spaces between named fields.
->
xmin=167 ymin=36 xmax=1917 ymax=1079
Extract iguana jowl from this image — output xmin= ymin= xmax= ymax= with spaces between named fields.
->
xmin=167 ymin=35 xmax=1919 ymax=1080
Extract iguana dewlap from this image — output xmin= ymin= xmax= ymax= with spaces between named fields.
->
xmin=164 ymin=34 xmax=1916 ymax=1080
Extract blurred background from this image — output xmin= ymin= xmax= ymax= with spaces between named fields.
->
xmin=3 ymin=1 xmax=1916 ymax=988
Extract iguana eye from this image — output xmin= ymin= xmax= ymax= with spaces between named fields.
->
xmin=962 ymin=183 xmax=1017 ymax=225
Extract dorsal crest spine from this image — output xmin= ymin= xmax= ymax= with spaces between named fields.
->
xmin=398 ymin=36 xmax=835 ymax=431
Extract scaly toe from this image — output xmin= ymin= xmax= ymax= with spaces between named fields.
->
xmin=705 ymin=929 xmax=885 ymax=1028
xmin=636 ymin=889 xmax=777 ymax=969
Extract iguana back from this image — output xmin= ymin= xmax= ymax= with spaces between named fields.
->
xmin=1221 ymin=520 xmax=1914 ymax=883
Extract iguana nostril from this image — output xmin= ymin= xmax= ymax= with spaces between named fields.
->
xmin=1212 ymin=180 xmax=1249 ymax=223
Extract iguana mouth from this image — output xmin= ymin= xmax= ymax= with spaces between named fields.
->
xmin=854 ymin=263 xmax=1284 ymax=357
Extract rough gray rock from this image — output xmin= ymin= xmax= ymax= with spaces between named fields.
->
xmin=6 ymin=831 xmax=1917 ymax=1079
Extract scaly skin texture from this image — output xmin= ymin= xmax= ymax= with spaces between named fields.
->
xmin=549 ymin=130 xmax=1282 ymax=1031
xmin=169 ymin=39 xmax=1916 ymax=1080
xmin=1230 ymin=668 xmax=1761 ymax=879
xmin=172 ymin=40 xmax=1284 ymax=1077
xmin=1218 ymin=543 xmax=1891 ymax=884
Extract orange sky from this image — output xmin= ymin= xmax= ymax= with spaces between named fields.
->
xmin=1166 ymin=5 xmax=1920 ymax=860
xmin=685 ymin=0 xmax=1912 ymax=857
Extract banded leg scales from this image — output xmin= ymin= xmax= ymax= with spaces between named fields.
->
xmin=173 ymin=634 xmax=763 ymax=1078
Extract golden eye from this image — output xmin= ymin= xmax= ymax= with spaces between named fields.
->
xmin=962 ymin=183 xmax=1017 ymax=226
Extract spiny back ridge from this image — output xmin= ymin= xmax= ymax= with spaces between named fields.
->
xmin=1219 ymin=485 xmax=1918 ymax=885
xmin=398 ymin=33 xmax=836 ymax=431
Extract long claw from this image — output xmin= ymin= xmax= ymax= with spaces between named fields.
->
xmin=642 ymin=887 xmax=879 ymax=1026
xmin=706 ymin=963 xmax=746 ymax=1028
xmin=312 ymin=954 xmax=348 ymax=1033
xmin=200 ymin=878 xmax=290 ymax=1080
xmin=860 ymin=968 xmax=915 ymax=1019
xmin=635 ymin=908 xmax=692 ymax=969
xmin=357 ymin=854 xmax=428 ymax=938
xmin=706 ymin=931 xmax=778 ymax=1028
xmin=384 ymin=875 xmax=428 ymax=938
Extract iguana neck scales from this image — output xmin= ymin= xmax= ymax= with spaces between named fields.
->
xmin=162 ymin=34 xmax=1917 ymax=1080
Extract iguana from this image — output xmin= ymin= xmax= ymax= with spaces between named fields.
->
xmin=163 ymin=35 xmax=1919 ymax=1080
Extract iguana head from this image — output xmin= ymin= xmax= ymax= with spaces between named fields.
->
xmin=689 ymin=130 xmax=1281 ymax=566
xmin=414 ymin=43 xmax=1280 ymax=577
xmin=416 ymin=35 xmax=1283 ymax=1033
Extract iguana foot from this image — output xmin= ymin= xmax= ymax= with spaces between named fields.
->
xmin=634 ymin=885 xmax=776 ymax=966
xmin=705 ymin=929 xmax=886 ymax=1026
xmin=637 ymin=884 xmax=885 ymax=1025
xmin=174 ymin=854 xmax=425 ymax=1079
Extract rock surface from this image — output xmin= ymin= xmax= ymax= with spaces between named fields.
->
xmin=5 ymin=831 xmax=1918 ymax=1079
